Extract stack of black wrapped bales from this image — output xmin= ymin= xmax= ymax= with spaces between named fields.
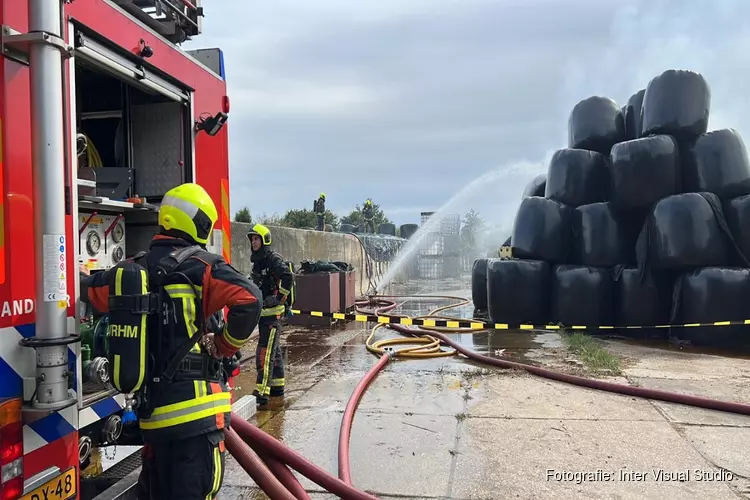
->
xmin=472 ymin=69 xmax=750 ymax=348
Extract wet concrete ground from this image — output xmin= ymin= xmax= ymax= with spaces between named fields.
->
xmin=218 ymin=278 xmax=750 ymax=499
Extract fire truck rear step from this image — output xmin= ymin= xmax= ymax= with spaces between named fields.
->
xmin=83 ymin=449 xmax=142 ymax=500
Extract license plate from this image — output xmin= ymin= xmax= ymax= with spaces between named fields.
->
xmin=19 ymin=467 xmax=77 ymax=500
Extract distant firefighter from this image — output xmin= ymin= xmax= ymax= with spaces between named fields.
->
xmin=313 ymin=193 xmax=326 ymax=231
xmin=362 ymin=199 xmax=375 ymax=233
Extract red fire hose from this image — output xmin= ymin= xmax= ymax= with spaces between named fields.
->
xmin=388 ymin=323 xmax=750 ymax=415
xmin=255 ymin=449 xmax=311 ymax=500
xmin=338 ymin=352 xmax=392 ymax=485
xmin=356 ymin=296 xmax=750 ymax=416
xmin=224 ymin=427 xmax=297 ymax=500
xmin=335 ymin=299 xmax=400 ymax=485
xmin=230 ymin=415 xmax=380 ymax=500
xmin=228 ymin=294 xmax=750 ymax=499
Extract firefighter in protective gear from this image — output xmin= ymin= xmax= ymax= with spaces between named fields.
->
xmin=79 ymin=182 xmax=262 ymax=500
xmin=362 ymin=199 xmax=375 ymax=233
xmin=247 ymin=224 xmax=294 ymax=406
xmin=313 ymin=193 xmax=326 ymax=231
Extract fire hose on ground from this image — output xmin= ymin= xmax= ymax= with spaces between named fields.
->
xmin=224 ymin=293 xmax=750 ymax=499
xmin=353 ymin=294 xmax=750 ymax=416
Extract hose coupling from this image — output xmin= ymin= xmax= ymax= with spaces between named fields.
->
xmin=83 ymin=357 xmax=110 ymax=386
xmin=101 ymin=414 xmax=123 ymax=444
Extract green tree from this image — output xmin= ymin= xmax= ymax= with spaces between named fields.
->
xmin=255 ymin=212 xmax=284 ymax=226
xmin=460 ymin=209 xmax=485 ymax=254
xmin=281 ymin=208 xmax=339 ymax=230
xmin=340 ymin=201 xmax=391 ymax=228
xmin=234 ymin=207 xmax=252 ymax=223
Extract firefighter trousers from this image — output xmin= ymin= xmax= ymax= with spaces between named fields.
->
xmin=364 ymin=219 xmax=375 ymax=233
xmin=316 ymin=214 xmax=325 ymax=231
xmin=256 ymin=317 xmax=285 ymax=397
xmin=136 ymin=430 xmax=226 ymax=500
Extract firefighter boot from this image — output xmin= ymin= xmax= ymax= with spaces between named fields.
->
xmin=252 ymin=390 xmax=269 ymax=407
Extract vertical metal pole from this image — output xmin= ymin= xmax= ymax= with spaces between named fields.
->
xmin=28 ymin=0 xmax=73 ymax=409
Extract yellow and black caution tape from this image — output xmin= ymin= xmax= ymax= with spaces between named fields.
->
xmin=288 ymin=309 xmax=750 ymax=331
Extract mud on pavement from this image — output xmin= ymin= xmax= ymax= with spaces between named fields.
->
xmin=219 ymin=288 xmax=750 ymax=500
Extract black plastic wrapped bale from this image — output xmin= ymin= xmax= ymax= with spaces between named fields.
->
xmin=641 ymin=69 xmax=710 ymax=142
xmin=551 ymin=265 xmax=615 ymax=328
xmin=635 ymin=193 xmax=730 ymax=273
xmin=568 ymin=96 xmax=625 ymax=154
xmin=471 ymin=258 xmax=489 ymax=312
xmin=684 ymin=128 xmax=750 ymax=199
xmin=486 ymin=259 xmax=550 ymax=325
xmin=613 ymin=267 xmax=671 ymax=338
xmin=609 ymin=135 xmax=680 ymax=211
xmin=399 ymin=223 xmax=419 ymax=239
xmin=522 ymin=174 xmax=546 ymax=199
xmin=624 ymin=89 xmax=645 ymax=140
xmin=724 ymin=194 xmax=750 ymax=258
xmin=339 ymin=224 xmax=355 ymax=233
xmin=672 ymin=267 xmax=750 ymax=348
xmin=545 ymin=148 xmax=608 ymax=207
xmin=378 ymin=223 xmax=396 ymax=236
xmin=511 ymin=196 xmax=572 ymax=263
xmin=574 ymin=202 xmax=633 ymax=266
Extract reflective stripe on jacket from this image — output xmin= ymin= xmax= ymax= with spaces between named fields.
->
xmin=81 ymin=235 xmax=262 ymax=442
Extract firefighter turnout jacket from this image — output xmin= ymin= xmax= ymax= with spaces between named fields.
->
xmin=362 ymin=203 xmax=373 ymax=220
xmin=251 ymin=246 xmax=294 ymax=317
xmin=313 ymin=197 xmax=325 ymax=214
xmin=81 ymin=235 xmax=262 ymax=442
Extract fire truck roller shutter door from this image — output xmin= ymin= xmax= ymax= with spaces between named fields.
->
xmin=73 ymin=31 xmax=190 ymax=103
xmin=106 ymin=261 xmax=151 ymax=394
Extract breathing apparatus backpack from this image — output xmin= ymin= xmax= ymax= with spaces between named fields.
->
xmin=105 ymin=245 xmax=221 ymax=402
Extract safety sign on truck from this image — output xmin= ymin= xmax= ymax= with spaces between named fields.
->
xmin=43 ymin=234 xmax=67 ymax=302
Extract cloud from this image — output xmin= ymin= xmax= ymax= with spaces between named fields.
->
xmin=185 ymin=0 xmax=750 ymax=228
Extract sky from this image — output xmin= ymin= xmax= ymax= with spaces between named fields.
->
xmin=183 ymin=0 xmax=750 ymax=233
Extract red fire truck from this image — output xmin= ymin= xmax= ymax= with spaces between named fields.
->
xmin=0 ymin=1 xmax=233 ymax=498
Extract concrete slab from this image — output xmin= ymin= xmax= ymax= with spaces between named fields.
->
xmin=451 ymin=418 xmax=738 ymax=500
xmin=217 ymin=281 xmax=750 ymax=499
xmin=605 ymin=341 xmax=750 ymax=381
xmin=467 ymin=374 xmax=665 ymax=421
xmin=630 ymin=377 xmax=750 ymax=427
xmin=676 ymin=424 xmax=750 ymax=478
xmin=223 ymin=409 xmax=458 ymax=497
xmin=289 ymin=371 xmax=468 ymax=417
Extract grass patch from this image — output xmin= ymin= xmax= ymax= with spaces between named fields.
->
xmin=563 ymin=332 xmax=621 ymax=375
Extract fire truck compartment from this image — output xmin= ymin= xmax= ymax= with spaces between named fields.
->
xmin=74 ymin=62 xmax=192 ymax=202
xmin=73 ymin=27 xmax=193 ymax=197
xmin=73 ymin=29 xmax=195 ymax=405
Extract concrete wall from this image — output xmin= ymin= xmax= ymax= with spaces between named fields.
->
xmin=230 ymin=222 xmax=369 ymax=294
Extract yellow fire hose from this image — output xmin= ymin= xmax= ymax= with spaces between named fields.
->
xmin=361 ymin=294 xmax=484 ymax=358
